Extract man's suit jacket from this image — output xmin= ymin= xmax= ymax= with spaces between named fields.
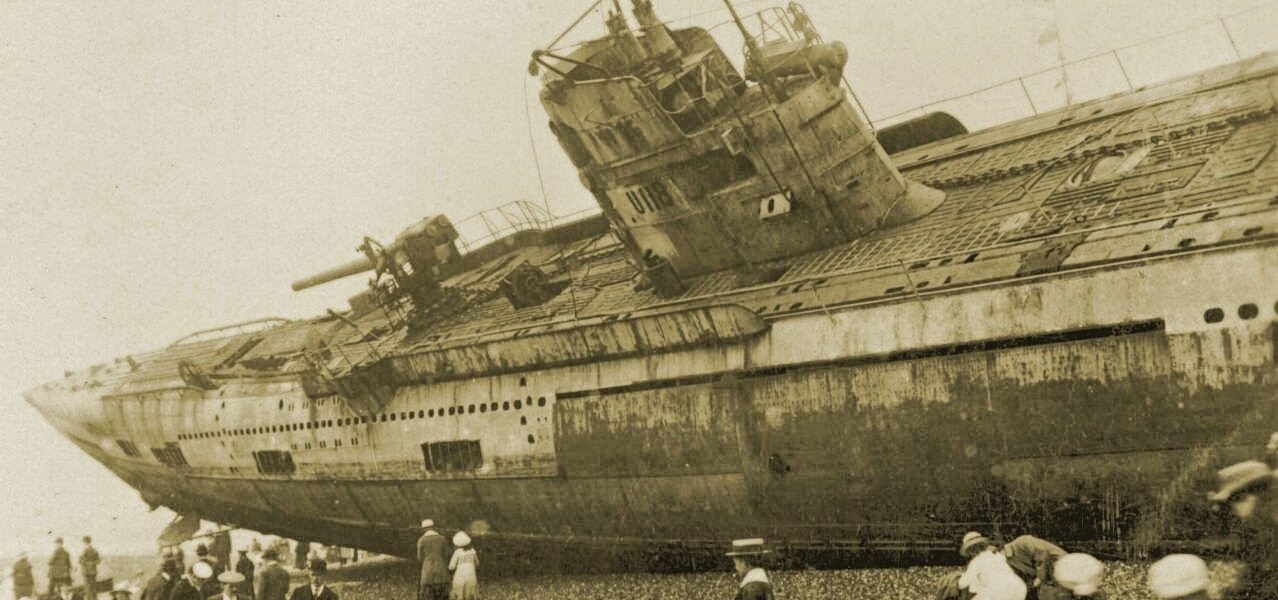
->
xmin=140 ymin=573 xmax=174 ymax=600
xmin=286 ymin=586 xmax=337 ymax=600
xmin=254 ymin=563 xmax=291 ymax=600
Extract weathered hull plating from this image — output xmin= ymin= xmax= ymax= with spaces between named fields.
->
xmin=28 ymin=240 xmax=1277 ymax=560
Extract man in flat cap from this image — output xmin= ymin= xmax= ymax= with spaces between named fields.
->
xmin=1209 ymin=459 xmax=1278 ymax=599
xmin=727 ymin=538 xmax=774 ymax=600
xmin=416 ymin=519 xmax=449 ymax=600
xmin=287 ymin=559 xmax=337 ymax=600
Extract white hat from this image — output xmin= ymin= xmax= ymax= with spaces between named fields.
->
xmin=725 ymin=538 xmax=771 ymax=557
xmin=217 ymin=571 xmax=245 ymax=584
xmin=452 ymin=531 xmax=471 ymax=547
xmin=959 ymin=531 xmax=991 ymax=556
xmin=1148 ymin=554 xmax=1209 ymax=599
xmin=191 ymin=561 xmax=213 ymax=580
xmin=421 ymin=519 xmax=435 ymax=529
xmin=1054 ymin=553 xmax=1103 ymax=596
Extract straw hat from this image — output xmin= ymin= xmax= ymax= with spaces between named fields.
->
xmin=1208 ymin=460 xmax=1273 ymax=502
xmin=1054 ymin=553 xmax=1104 ymax=596
xmin=725 ymin=538 xmax=771 ymax=556
xmin=1148 ymin=554 xmax=1209 ymax=599
xmin=217 ymin=571 xmax=245 ymax=584
xmin=421 ymin=518 xmax=435 ymax=529
xmin=959 ymin=531 xmax=991 ymax=556
xmin=191 ymin=561 xmax=213 ymax=580
xmin=452 ymin=531 xmax=471 ymax=547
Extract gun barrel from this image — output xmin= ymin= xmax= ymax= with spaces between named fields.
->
xmin=291 ymin=257 xmax=374 ymax=291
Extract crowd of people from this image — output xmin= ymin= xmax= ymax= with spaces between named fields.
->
xmin=12 ymin=434 xmax=1277 ymax=600
xmin=924 ymin=434 xmax=1278 ymax=600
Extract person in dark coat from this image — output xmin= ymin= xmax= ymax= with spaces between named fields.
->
xmin=287 ymin=560 xmax=337 ymax=600
xmin=210 ymin=532 xmax=232 ymax=574
xmin=12 ymin=552 xmax=35 ymax=599
xmin=141 ymin=557 xmax=180 ymax=600
xmin=293 ymin=543 xmax=310 ymax=571
xmin=1002 ymin=534 xmax=1067 ymax=599
xmin=727 ymin=538 xmax=774 ymax=600
xmin=169 ymin=561 xmax=213 ymax=600
xmin=48 ymin=538 xmax=73 ymax=596
xmin=234 ymin=551 xmax=255 ymax=599
xmin=415 ymin=519 xmax=449 ymax=600
xmin=254 ymin=550 xmax=290 ymax=600
xmin=79 ymin=536 xmax=101 ymax=599
xmin=1210 ymin=460 xmax=1278 ymax=599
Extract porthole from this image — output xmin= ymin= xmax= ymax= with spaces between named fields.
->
xmin=520 ymin=416 xmax=527 ymax=425
xmin=480 ymin=404 xmax=487 ymax=413
xmin=503 ymin=401 xmax=510 ymax=410
xmin=514 ymin=400 xmax=522 ymax=409
xmin=1238 ymin=303 xmax=1259 ymax=320
xmin=278 ymin=400 xmax=284 ymax=410
xmin=418 ymin=410 xmax=425 ymax=418
xmin=1204 ymin=307 xmax=1225 ymax=323
xmin=537 ymin=397 xmax=546 ymax=407
xmin=468 ymin=404 xmax=476 ymax=414
xmin=428 ymin=409 xmax=435 ymax=417
xmin=519 ymin=376 xmax=527 ymax=387
xmin=448 ymin=407 xmax=456 ymax=416
xmin=491 ymin=402 xmax=499 ymax=411
xmin=528 ymin=434 xmax=536 ymax=444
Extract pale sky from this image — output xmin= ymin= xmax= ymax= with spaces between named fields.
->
xmin=1 ymin=0 xmax=1273 ymax=558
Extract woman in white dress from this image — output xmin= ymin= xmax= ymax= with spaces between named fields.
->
xmin=448 ymin=531 xmax=479 ymax=600
xmin=958 ymin=532 xmax=1027 ymax=600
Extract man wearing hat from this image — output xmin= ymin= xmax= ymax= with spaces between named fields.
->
xmin=80 ymin=536 xmax=101 ymax=599
xmin=726 ymin=538 xmax=774 ymax=600
xmin=415 ymin=519 xmax=449 ymax=600
xmin=212 ymin=570 xmax=250 ymax=600
xmin=234 ymin=550 xmax=255 ymax=599
xmin=286 ymin=559 xmax=337 ymax=600
xmin=1209 ymin=459 xmax=1278 ymax=599
xmin=254 ymin=549 xmax=290 ymax=600
xmin=1001 ymin=534 xmax=1066 ymax=599
xmin=958 ymin=532 xmax=1027 ymax=600
xmin=170 ymin=561 xmax=215 ymax=600
xmin=1147 ymin=554 xmax=1210 ymax=600
xmin=48 ymin=537 xmax=73 ymax=596
xmin=140 ymin=556 xmax=180 ymax=600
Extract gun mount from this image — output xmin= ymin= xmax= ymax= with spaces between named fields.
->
xmin=292 ymin=215 xmax=464 ymax=323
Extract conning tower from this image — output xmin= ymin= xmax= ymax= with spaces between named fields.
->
xmin=532 ymin=1 xmax=944 ymax=295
